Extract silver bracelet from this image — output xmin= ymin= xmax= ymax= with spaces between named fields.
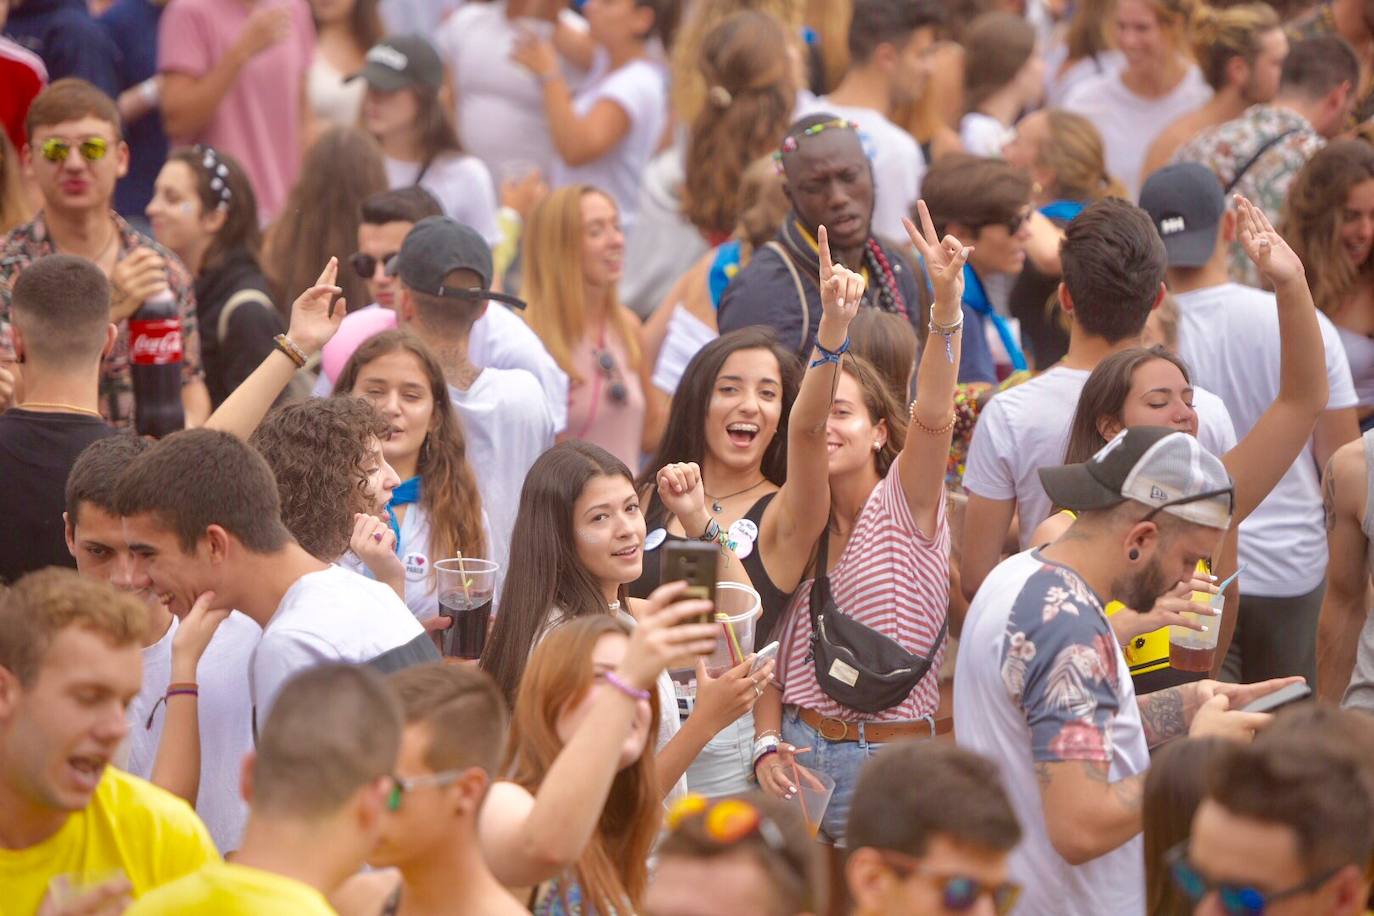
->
xmin=928 ymin=305 xmax=964 ymax=363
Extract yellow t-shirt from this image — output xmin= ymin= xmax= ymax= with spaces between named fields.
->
xmin=0 ymin=766 xmax=218 ymax=913
xmin=125 ymin=861 xmax=339 ymax=915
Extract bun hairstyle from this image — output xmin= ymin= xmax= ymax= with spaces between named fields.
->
xmin=1189 ymin=2 xmax=1282 ymax=91
xmin=1038 ymin=110 xmax=1129 ymax=202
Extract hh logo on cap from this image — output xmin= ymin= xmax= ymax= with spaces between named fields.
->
xmin=1150 ymin=485 xmax=1168 ymax=501
xmin=1160 ymin=216 xmax=1186 ymax=236
xmin=367 ymin=45 xmax=408 ymax=72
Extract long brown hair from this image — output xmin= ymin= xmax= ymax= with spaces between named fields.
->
xmin=841 ymin=354 xmax=907 ymax=478
xmin=1063 ymin=346 xmax=1193 ymax=464
xmin=334 ymin=331 xmax=486 ymax=568
xmin=264 ymin=126 xmax=388 ymax=317
xmin=1065 ymin=0 xmax=1115 ymax=63
xmin=505 ymin=616 xmax=660 ymax=914
xmin=520 ymin=186 xmax=641 ymax=381
xmin=1281 ymin=139 xmax=1374 ymax=316
xmin=670 ymin=0 xmax=803 ymax=124
xmin=1144 ymin=738 xmax=1227 ymax=916
xmin=313 ymin=0 xmax=384 ymax=55
xmin=682 ymin=10 xmax=796 ymax=239
xmin=165 ymin=146 xmax=262 ymax=275
xmin=1037 ymin=110 xmax=1128 ymax=202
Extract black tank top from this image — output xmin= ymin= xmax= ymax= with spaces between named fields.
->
xmin=627 ymin=492 xmax=793 ymax=639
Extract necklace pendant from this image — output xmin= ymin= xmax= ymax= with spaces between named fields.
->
xmin=711 ymin=500 xmax=722 ymax=514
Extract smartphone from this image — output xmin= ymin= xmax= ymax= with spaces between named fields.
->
xmin=1239 ymin=682 xmax=1312 ymax=714
xmin=661 ymin=541 xmax=719 ymax=624
xmin=751 ymin=640 xmax=780 ymax=674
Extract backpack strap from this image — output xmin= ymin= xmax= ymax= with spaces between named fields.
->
xmin=217 ymin=287 xmax=276 ymax=344
xmin=764 ymin=240 xmax=812 ymax=356
xmin=1223 ymin=128 xmax=1300 ymax=194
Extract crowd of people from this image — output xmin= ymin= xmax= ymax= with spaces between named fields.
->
xmin=4 ymin=0 xmax=1374 ymax=914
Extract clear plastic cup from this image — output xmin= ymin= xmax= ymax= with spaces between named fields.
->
xmin=786 ymin=753 xmax=836 ymax=838
xmin=1168 ymin=591 xmax=1222 ymax=673
xmin=435 ymin=558 xmax=499 ymax=659
xmin=705 ymin=582 xmax=761 ymax=676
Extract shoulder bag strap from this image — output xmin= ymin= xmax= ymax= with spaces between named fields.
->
xmin=764 ymin=240 xmax=812 ymax=356
xmin=217 ymin=287 xmax=276 ymax=344
xmin=808 ymin=522 xmax=831 ymax=632
xmin=1223 ymin=128 xmax=1300 ymax=194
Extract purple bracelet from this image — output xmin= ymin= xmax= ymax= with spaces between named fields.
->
xmin=602 ymin=671 xmax=651 ymax=702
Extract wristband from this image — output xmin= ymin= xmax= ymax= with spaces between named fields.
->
xmin=752 ymin=734 xmax=780 ymax=767
xmin=809 ymin=335 xmax=850 ymax=369
xmin=166 ymin=686 xmax=199 ymax=699
xmin=273 ymin=334 xmax=307 ymax=368
xmin=928 ymin=306 xmax=964 ymax=364
xmin=138 ymin=77 xmax=160 ymax=107
xmin=752 ymin=746 xmax=779 ymax=772
xmin=698 ymin=518 xmax=721 ymax=542
xmin=602 ymin=671 xmax=651 ymax=702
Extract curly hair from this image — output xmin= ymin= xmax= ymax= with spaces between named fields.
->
xmin=1281 ymin=139 xmax=1374 ymax=316
xmin=682 ymin=11 xmax=796 ymax=239
xmin=249 ymin=397 xmax=390 ymax=562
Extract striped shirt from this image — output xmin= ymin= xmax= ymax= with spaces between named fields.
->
xmin=777 ymin=455 xmax=950 ymax=721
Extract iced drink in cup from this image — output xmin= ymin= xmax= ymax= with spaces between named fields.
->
xmin=1168 ymin=591 xmax=1222 ymax=672
xmin=436 ymin=558 xmax=499 ymax=659
xmin=786 ymin=752 xmax=836 ymax=838
xmin=705 ymin=582 xmax=761 ymax=676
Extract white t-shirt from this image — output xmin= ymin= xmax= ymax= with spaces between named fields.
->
xmin=1062 ymin=66 xmax=1212 ymax=200
xmin=384 ymin=153 xmax=501 ymax=247
xmin=436 ymin=3 xmax=588 ymax=180
xmin=1175 ymin=283 xmax=1358 ymax=596
xmin=551 ymin=56 xmax=667 ymax=231
xmin=449 ymin=368 xmax=557 ymax=579
xmin=799 ymin=98 xmax=925 ymax=244
xmin=1043 ymin=44 xmax=1125 ymax=108
xmin=124 ymin=612 xmax=261 ymax=853
xmin=250 ymin=565 xmax=434 ymax=723
xmin=955 ymin=549 xmax=1148 ymax=916
xmin=307 ymin=54 xmax=364 ymax=128
xmin=963 ymin=364 xmax=1238 ymax=547
xmin=960 ymin=112 xmax=1016 ymax=159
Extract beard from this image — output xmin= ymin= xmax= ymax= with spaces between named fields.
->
xmin=1112 ymin=554 xmax=1173 ymax=613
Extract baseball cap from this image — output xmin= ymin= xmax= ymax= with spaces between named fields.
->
xmin=1139 ymin=163 xmax=1226 ymax=269
xmin=390 ymin=216 xmax=526 ymax=309
xmin=349 ymin=36 xmax=443 ymax=92
xmin=1038 ymin=427 xmax=1233 ymax=530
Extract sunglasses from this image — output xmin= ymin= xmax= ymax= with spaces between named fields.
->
xmin=385 ymin=768 xmax=467 ymax=812
xmin=594 ymin=349 xmax=628 ymax=405
xmin=1166 ymin=841 xmax=1340 ymax=915
xmin=39 ymin=137 xmax=109 ymax=164
xmin=878 ymin=850 xmax=1021 ymax=916
xmin=350 ymin=251 xmax=398 ymax=279
xmin=665 ymin=795 xmax=812 ymax=895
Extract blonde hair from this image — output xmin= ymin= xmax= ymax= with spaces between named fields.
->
xmin=1139 ymin=0 xmax=1201 ymax=53
xmin=1190 ymin=2 xmax=1281 ymax=91
xmin=1038 ymin=110 xmax=1129 ymax=201
xmin=671 ymin=0 xmax=803 ymax=124
xmin=520 ymin=186 xmax=642 ymax=382
xmin=0 ymin=568 xmax=147 ymax=686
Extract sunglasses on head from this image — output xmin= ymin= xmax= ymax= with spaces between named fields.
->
xmin=878 ymin=850 xmax=1021 ymax=916
xmin=665 ymin=795 xmax=812 ymax=897
xmin=385 ymin=768 xmax=468 ymax=812
xmin=350 ymin=251 xmax=398 ymax=279
xmin=594 ymin=349 xmax=628 ymax=405
xmin=39 ymin=137 xmax=109 ymax=164
xmin=1166 ymin=841 xmax=1340 ymax=915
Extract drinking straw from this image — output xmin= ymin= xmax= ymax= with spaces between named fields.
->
xmin=789 ymin=760 xmax=811 ymax=827
xmin=455 ymin=551 xmax=473 ymax=604
xmin=719 ymin=612 xmax=745 ymax=665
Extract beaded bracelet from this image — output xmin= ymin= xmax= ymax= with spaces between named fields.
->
xmin=273 ymin=334 xmax=307 ymax=368
xmin=809 ymin=336 xmax=850 ymax=369
xmin=602 ymin=671 xmax=651 ymax=702
xmin=908 ymin=399 xmax=956 ymax=436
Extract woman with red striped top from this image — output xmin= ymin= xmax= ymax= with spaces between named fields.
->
xmin=750 ymin=203 xmax=968 ymax=845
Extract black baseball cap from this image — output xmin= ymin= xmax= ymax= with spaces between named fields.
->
xmin=1139 ymin=163 xmax=1226 ymax=269
xmin=350 ymin=35 xmax=444 ymax=92
xmin=389 ymin=216 xmax=526 ymax=309
xmin=1038 ymin=426 xmax=1233 ymax=530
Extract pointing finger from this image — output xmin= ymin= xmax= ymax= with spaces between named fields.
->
xmin=818 ymin=224 xmax=833 ymax=279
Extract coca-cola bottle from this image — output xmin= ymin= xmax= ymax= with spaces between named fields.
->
xmin=129 ymin=288 xmax=185 ymax=437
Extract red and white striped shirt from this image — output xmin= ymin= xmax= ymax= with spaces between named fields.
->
xmin=777 ymin=455 xmax=950 ymax=721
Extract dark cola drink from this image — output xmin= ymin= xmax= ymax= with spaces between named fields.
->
xmin=439 ymin=590 xmax=493 ymax=659
xmin=129 ymin=289 xmax=185 ymax=437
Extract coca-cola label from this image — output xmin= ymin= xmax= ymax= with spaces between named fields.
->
xmin=129 ymin=319 xmax=184 ymax=366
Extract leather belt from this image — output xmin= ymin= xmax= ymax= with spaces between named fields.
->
xmin=798 ymin=705 xmax=954 ymax=743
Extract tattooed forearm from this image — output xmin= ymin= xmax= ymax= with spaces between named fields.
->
xmin=1324 ymin=456 xmax=1338 ymax=533
xmin=1139 ymin=687 xmax=1188 ymax=748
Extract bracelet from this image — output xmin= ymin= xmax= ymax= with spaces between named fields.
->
xmin=756 ymin=729 xmax=780 ymax=741
xmin=928 ymin=306 xmax=964 ymax=364
xmin=166 ymin=686 xmax=199 ymax=699
xmin=809 ymin=335 xmax=850 ymax=369
xmin=699 ymin=518 xmax=721 ymax=543
xmin=273 ymin=334 xmax=307 ymax=368
xmin=138 ymin=76 xmax=160 ymax=106
xmin=602 ymin=671 xmax=651 ymax=702
xmin=167 ymin=681 xmax=198 ymax=691
xmin=908 ymin=399 xmax=956 ymax=436
xmin=753 ymin=746 xmax=779 ymax=771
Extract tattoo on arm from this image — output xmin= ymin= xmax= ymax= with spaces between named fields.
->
xmin=1044 ymin=760 xmax=1144 ymax=812
xmin=1138 ymin=688 xmax=1187 ymax=748
xmin=1324 ymin=457 xmax=1338 ymax=533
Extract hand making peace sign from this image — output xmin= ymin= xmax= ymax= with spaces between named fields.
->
xmin=903 ymin=200 xmax=971 ymax=319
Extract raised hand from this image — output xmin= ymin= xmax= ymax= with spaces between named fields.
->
xmin=287 ymin=258 xmax=345 ymax=356
xmin=655 ymin=461 xmax=707 ymax=527
xmin=1235 ymin=194 xmax=1304 ymax=287
xmin=511 ymin=28 xmax=559 ymax=79
xmin=110 ymin=246 xmax=169 ymax=323
xmin=817 ymin=224 xmax=864 ymax=329
xmin=903 ymin=200 xmax=970 ymax=316
xmin=618 ymin=581 xmax=718 ymax=690
xmin=170 ymin=591 xmax=230 ymax=681
xmin=350 ymin=513 xmax=405 ymax=600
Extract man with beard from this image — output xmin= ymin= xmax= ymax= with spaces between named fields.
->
xmin=954 ymin=426 xmax=1302 ymax=916
xmin=716 ymin=114 xmax=923 ymax=357
xmin=1286 ymin=0 xmax=1374 ymax=128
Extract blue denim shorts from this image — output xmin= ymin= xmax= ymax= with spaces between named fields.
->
xmin=780 ymin=707 xmax=898 ymax=846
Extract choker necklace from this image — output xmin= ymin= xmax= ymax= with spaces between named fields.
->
xmin=704 ymin=478 xmax=767 ymax=514
xmin=19 ymin=401 xmax=103 ymax=419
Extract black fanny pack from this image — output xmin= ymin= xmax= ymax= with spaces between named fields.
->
xmin=807 ymin=527 xmax=947 ymax=714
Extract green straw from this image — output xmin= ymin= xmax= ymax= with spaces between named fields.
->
xmin=718 ymin=612 xmax=745 ymax=665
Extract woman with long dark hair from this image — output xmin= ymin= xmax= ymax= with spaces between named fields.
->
xmin=146 ymin=146 xmax=283 ymax=407
xmin=480 ymin=441 xmax=774 ymax=802
xmin=335 ymin=330 xmax=488 ymax=619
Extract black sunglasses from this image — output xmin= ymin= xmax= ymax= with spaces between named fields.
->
xmin=595 ymin=349 xmax=628 ymax=405
xmin=1166 ymin=841 xmax=1341 ymax=915
xmin=349 ymin=251 xmax=397 ymax=279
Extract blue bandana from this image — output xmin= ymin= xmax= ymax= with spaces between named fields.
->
xmin=961 ymin=264 xmax=1028 ymax=372
xmin=385 ymin=476 xmax=422 ymax=554
xmin=1039 ymin=199 xmax=1086 ymax=223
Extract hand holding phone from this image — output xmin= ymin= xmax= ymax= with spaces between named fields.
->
xmin=1238 ymin=681 xmax=1311 ymax=714
xmin=751 ymin=640 xmax=780 ymax=674
xmin=661 ymin=541 xmax=719 ymax=626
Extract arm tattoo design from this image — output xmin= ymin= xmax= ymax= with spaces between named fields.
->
xmin=1324 ymin=457 xmax=1338 ymax=533
xmin=1139 ymin=688 xmax=1187 ymax=748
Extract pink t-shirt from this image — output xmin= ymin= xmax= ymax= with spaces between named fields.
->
xmin=157 ymin=0 xmax=314 ymax=223
xmin=777 ymin=455 xmax=950 ymax=722
xmin=565 ymin=329 xmax=644 ymax=469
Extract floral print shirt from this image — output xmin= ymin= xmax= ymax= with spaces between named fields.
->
xmin=1173 ymin=104 xmax=1325 ymax=289
xmin=0 ymin=211 xmax=203 ymax=428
